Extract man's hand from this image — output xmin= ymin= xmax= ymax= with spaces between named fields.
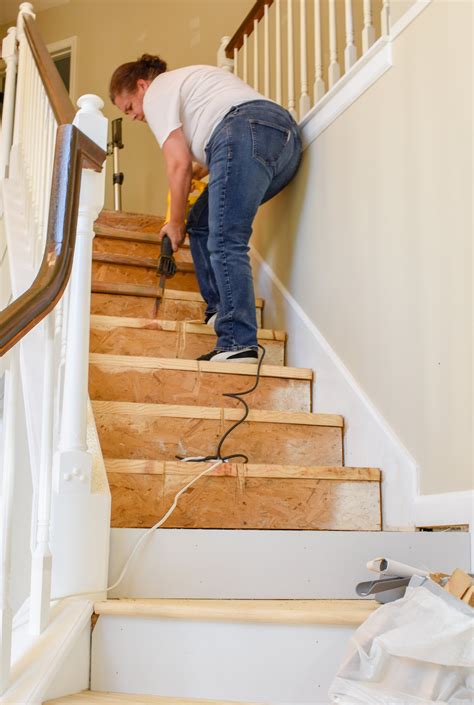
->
xmin=159 ymin=221 xmax=186 ymax=252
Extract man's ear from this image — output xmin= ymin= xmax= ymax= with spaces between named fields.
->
xmin=137 ymin=78 xmax=149 ymax=93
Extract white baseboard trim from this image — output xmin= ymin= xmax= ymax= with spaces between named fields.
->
xmin=251 ymin=246 xmax=418 ymax=530
xmin=300 ymin=39 xmax=393 ymax=148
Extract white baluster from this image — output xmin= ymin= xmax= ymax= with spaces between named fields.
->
xmin=328 ymin=0 xmax=341 ymax=88
xmin=381 ymin=0 xmax=390 ymax=35
xmin=12 ymin=3 xmax=35 ymax=150
xmin=299 ymin=0 xmax=311 ymax=117
xmin=275 ymin=0 xmax=282 ymax=104
xmin=264 ymin=3 xmax=270 ymax=97
xmin=287 ymin=0 xmax=297 ymax=118
xmin=217 ymin=36 xmax=234 ymax=72
xmin=0 ymin=28 xmax=18 ymax=180
xmin=243 ymin=33 xmax=249 ymax=83
xmin=55 ymin=95 xmax=107 ymax=495
xmin=29 ymin=313 xmax=56 ymax=635
xmin=344 ymin=0 xmax=357 ymax=71
xmin=0 ymin=350 xmax=20 ymax=694
xmin=313 ymin=0 xmax=325 ymax=101
xmin=233 ymin=47 xmax=238 ymax=76
xmin=253 ymin=18 xmax=259 ymax=91
xmin=362 ymin=0 xmax=376 ymax=52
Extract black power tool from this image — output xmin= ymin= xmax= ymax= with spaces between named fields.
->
xmin=153 ymin=235 xmax=177 ymax=316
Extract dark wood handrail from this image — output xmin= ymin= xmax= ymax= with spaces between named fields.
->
xmin=0 ymin=125 xmax=84 ymax=356
xmin=0 ymin=14 xmax=108 ymax=356
xmin=225 ymin=0 xmax=274 ymax=58
xmin=24 ymin=14 xmax=105 ymax=171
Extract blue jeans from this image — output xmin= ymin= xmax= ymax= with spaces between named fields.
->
xmin=186 ymin=100 xmax=302 ymax=351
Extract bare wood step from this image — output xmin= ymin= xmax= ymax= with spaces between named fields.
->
xmin=90 ymin=315 xmax=285 ymax=365
xmin=92 ymin=400 xmax=343 ymax=466
xmin=94 ymin=224 xmax=192 ymax=262
xmin=90 ymin=283 xmax=264 ymax=327
xmin=45 ymin=691 xmax=260 ymax=705
xmin=105 ymin=459 xmax=381 ymax=530
xmin=92 ymin=252 xmax=198 ymax=291
xmin=96 ymin=208 xmax=166 ymax=233
xmin=89 ymin=353 xmax=312 ymax=411
xmin=93 ymin=598 xmax=378 ymax=626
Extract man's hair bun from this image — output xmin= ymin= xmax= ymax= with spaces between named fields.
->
xmin=109 ymin=53 xmax=168 ymax=102
xmin=138 ymin=54 xmax=167 ymax=73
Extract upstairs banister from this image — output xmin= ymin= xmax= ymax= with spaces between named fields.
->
xmin=225 ymin=0 xmax=275 ymax=57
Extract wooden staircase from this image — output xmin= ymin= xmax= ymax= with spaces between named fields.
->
xmin=89 ymin=208 xmax=382 ymax=532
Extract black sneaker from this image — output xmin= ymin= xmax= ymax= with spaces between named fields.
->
xmin=197 ymin=348 xmax=258 ymax=364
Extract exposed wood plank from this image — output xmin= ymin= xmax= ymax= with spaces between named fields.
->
xmin=95 ymin=209 xmax=166 ymax=233
xmin=92 ymin=263 xmax=199 ymax=291
xmin=93 ymin=234 xmax=192 ymax=262
xmin=92 ymin=251 xmax=195 ymax=273
xmin=103 ymin=459 xmax=381 ymax=481
xmin=93 ymin=598 xmax=378 ymax=626
xmin=89 ymin=353 xmax=311 ymax=381
xmin=92 ymin=400 xmax=342 ymax=427
xmin=45 ymin=690 xmax=264 ymax=705
xmin=90 ymin=314 xmax=285 ymax=341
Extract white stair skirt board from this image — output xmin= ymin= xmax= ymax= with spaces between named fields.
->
xmin=108 ymin=529 xmax=470 ymax=599
xmin=250 ymin=247 xmax=418 ymax=530
xmin=1 ymin=600 xmax=91 ymax=705
xmin=91 ymin=614 xmax=354 ymax=704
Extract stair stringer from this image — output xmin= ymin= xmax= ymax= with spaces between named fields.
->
xmin=250 ymin=246 xmax=418 ymax=530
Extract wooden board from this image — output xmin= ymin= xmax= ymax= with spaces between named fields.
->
xmin=91 ymin=262 xmax=200 ymax=291
xmin=95 ymin=209 xmax=165 ymax=233
xmin=88 ymin=354 xmax=312 ymax=411
xmin=90 ymin=289 xmax=264 ymax=327
xmin=89 ymin=315 xmax=285 ymax=365
xmin=93 ymin=232 xmax=193 ymax=263
xmin=46 ymin=691 xmax=263 ymax=705
xmin=93 ymin=597 xmax=378 ymax=626
xmin=92 ymin=401 xmax=343 ymax=467
xmin=105 ymin=460 xmax=381 ymax=530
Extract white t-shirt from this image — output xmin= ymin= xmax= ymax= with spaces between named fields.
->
xmin=143 ymin=65 xmax=266 ymax=165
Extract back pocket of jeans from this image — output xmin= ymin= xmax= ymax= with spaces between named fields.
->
xmin=249 ymin=119 xmax=291 ymax=167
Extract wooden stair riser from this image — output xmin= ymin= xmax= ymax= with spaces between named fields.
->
xmin=95 ymin=209 xmax=165 ymax=233
xmin=92 ymin=261 xmax=200 ymax=291
xmin=89 ymin=362 xmax=311 ymax=412
xmin=90 ymin=293 xmax=264 ymax=327
xmin=92 ymin=404 xmax=343 ymax=466
xmin=90 ymin=319 xmax=284 ymax=365
xmin=93 ymin=235 xmax=193 ymax=264
xmin=106 ymin=461 xmax=381 ymax=530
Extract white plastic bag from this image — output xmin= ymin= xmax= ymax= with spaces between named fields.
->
xmin=329 ymin=576 xmax=474 ymax=705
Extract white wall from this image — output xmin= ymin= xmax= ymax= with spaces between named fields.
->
xmin=252 ymin=0 xmax=472 ymax=497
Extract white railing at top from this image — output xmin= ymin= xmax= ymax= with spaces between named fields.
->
xmin=0 ymin=3 xmax=108 ymax=695
xmin=219 ymin=0 xmax=390 ymax=121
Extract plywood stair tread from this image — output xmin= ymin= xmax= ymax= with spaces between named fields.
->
xmin=93 ymin=598 xmax=378 ymax=625
xmin=90 ymin=314 xmax=286 ymax=341
xmin=89 ymin=352 xmax=312 ymax=381
xmin=45 ymin=691 xmax=259 ymax=705
xmin=91 ymin=281 xmax=264 ymax=309
xmin=93 ymin=251 xmax=195 ymax=273
xmin=105 ymin=458 xmax=380 ymax=480
xmin=92 ymin=399 xmax=342 ymax=427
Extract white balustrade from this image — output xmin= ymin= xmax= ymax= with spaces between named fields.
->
xmin=328 ymin=0 xmax=341 ymax=88
xmin=0 ymin=28 xmax=18 ymax=180
xmin=233 ymin=47 xmax=238 ymax=76
xmin=253 ymin=19 xmax=259 ymax=91
xmin=287 ymin=0 xmax=297 ymax=119
xmin=243 ymin=33 xmax=249 ymax=83
xmin=313 ymin=0 xmax=325 ymax=102
xmin=264 ymin=3 xmax=270 ymax=98
xmin=381 ymin=0 xmax=390 ymax=35
xmin=345 ymin=0 xmax=357 ymax=71
xmin=363 ymin=0 xmax=376 ymax=52
xmin=275 ymin=0 xmax=282 ymax=104
xmin=299 ymin=0 xmax=310 ymax=118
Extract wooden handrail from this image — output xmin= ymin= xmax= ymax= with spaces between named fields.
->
xmin=0 ymin=125 xmax=85 ymax=356
xmin=23 ymin=14 xmax=105 ymax=171
xmin=225 ymin=0 xmax=274 ymax=58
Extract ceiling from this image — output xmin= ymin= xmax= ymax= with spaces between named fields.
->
xmin=0 ymin=0 xmax=70 ymax=26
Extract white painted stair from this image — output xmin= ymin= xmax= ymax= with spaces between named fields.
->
xmin=46 ymin=692 xmax=264 ymax=704
xmin=90 ymin=598 xmax=377 ymax=704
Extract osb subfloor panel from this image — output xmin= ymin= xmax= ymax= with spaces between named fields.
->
xmin=89 ymin=324 xmax=284 ymax=365
xmin=93 ymin=410 xmax=343 ymax=466
xmin=95 ymin=209 xmax=165 ymax=232
xmin=90 ymin=293 xmax=263 ymax=327
xmin=93 ymin=236 xmax=193 ymax=264
xmin=92 ymin=262 xmax=200 ymax=291
xmin=105 ymin=462 xmax=380 ymax=530
xmin=89 ymin=363 xmax=311 ymax=412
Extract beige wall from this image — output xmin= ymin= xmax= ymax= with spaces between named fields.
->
xmin=2 ymin=0 xmax=252 ymax=213
xmin=252 ymin=0 xmax=472 ymax=495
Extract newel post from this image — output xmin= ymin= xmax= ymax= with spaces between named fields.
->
xmin=55 ymin=95 xmax=107 ymax=496
xmin=217 ymin=36 xmax=234 ymax=72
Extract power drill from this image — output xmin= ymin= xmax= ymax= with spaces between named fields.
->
xmin=153 ymin=235 xmax=177 ymax=316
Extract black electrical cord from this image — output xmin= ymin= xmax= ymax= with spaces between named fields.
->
xmin=177 ymin=343 xmax=266 ymax=464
